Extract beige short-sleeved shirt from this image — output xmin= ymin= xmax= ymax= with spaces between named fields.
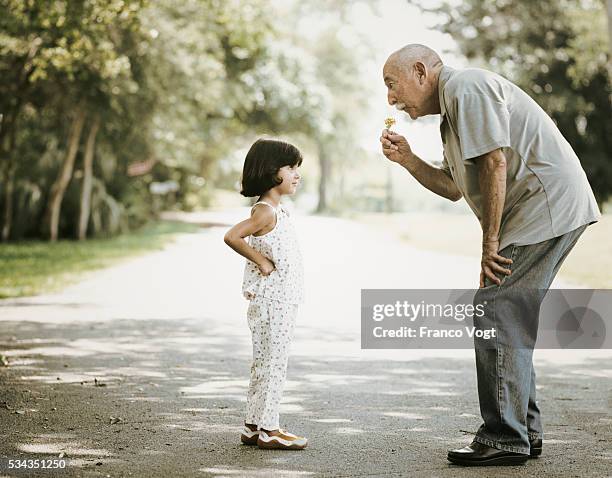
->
xmin=438 ymin=65 xmax=600 ymax=250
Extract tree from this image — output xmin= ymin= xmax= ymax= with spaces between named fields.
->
xmin=0 ymin=0 xmax=333 ymax=240
xmin=43 ymin=104 xmax=86 ymax=241
xmin=78 ymin=114 xmax=101 ymax=240
xmin=430 ymin=0 xmax=612 ymax=207
xmin=1 ymin=0 xmax=146 ymax=240
xmin=272 ymin=1 xmax=373 ymax=213
xmin=139 ymin=0 xmax=330 ymax=210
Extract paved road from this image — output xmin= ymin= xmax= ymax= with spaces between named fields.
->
xmin=1 ymin=210 xmax=610 ymax=477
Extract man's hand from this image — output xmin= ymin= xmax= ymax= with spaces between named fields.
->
xmin=480 ymin=240 xmax=512 ymax=287
xmin=257 ymin=257 xmax=275 ymax=276
xmin=380 ymin=129 xmax=413 ymax=164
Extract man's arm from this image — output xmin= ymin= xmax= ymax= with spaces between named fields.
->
xmin=380 ymin=130 xmax=462 ymax=201
xmin=478 ymin=148 xmax=506 ymax=243
xmin=476 ymin=148 xmax=513 ymax=287
xmin=399 ymin=151 xmax=462 ymax=201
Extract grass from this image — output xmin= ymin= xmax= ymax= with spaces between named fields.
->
xmin=357 ymin=212 xmax=612 ymax=288
xmin=0 ymin=220 xmax=201 ymax=299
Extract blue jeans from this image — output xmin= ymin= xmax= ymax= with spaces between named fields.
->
xmin=472 ymin=225 xmax=587 ymax=454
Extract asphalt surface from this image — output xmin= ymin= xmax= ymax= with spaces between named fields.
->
xmin=1 ymin=210 xmax=611 ymax=477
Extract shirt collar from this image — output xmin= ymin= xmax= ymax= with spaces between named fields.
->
xmin=438 ymin=65 xmax=455 ymax=121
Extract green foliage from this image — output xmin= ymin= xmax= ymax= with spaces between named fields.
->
xmin=0 ymin=0 xmax=358 ymax=240
xmin=431 ymin=0 xmax=612 ymax=206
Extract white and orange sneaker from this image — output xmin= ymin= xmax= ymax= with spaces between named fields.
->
xmin=257 ymin=429 xmax=308 ymax=450
xmin=240 ymin=425 xmax=260 ymax=446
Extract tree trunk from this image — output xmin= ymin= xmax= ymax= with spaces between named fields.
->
xmin=77 ymin=115 xmax=100 ymax=240
xmin=1 ymin=110 xmax=19 ymax=242
xmin=1 ymin=163 xmax=16 ymax=242
xmin=607 ymin=0 xmax=612 ymax=78
xmin=43 ymin=106 xmax=86 ymax=241
xmin=0 ymin=37 xmax=41 ymax=241
xmin=316 ymin=139 xmax=330 ymax=213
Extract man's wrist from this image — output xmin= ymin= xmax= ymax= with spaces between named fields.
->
xmin=398 ymin=152 xmax=416 ymax=169
xmin=482 ymin=236 xmax=500 ymax=250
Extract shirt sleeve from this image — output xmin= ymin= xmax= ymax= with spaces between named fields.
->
xmin=454 ymin=93 xmax=511 ymax=161
xmin=439 ymin=151 xmax=453 ymax=179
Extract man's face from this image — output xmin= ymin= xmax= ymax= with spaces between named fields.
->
xmin=383 ymin=60 xmax=429 ymax=120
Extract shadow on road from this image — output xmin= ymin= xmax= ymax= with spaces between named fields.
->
xmin=1 ymin=315 xmax=611 ymax=477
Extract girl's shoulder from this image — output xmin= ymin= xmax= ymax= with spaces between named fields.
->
xmin=251 ymin=201 xmax=277 ymax=216
xmin=250 ymin=202 xmax=277 ymax=236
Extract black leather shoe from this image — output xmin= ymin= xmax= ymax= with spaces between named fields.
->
xmin=529 ymin=437 xmax=542 ymax=458
xmin=447 ymin=440 xmax=529 ymax=466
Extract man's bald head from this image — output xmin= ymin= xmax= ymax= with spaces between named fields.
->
xmin=383 ymin=44 xmax=443 ymax=119
xmin=386 ymin=44 xmax=443 ymax=72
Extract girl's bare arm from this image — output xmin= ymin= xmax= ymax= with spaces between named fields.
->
xmin=223 ymin=206 xmax=276 ymax=274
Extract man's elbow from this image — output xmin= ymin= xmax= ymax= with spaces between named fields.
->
xmin=480 ymin=149 xmax=507 ymax=170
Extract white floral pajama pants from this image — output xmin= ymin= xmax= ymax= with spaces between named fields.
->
xmin=245 ymin=297 xmax=298 ymax=430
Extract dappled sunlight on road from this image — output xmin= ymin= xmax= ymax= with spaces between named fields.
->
xmin=1 ymin=211 xmax=611 ymax=476
xmin=18 ymin=441 xmax=111 ymax=457
xmin=383 ymin=412 xmax=429 ymax=420
xmin=200 ymin=466 xmax=316 ymax=476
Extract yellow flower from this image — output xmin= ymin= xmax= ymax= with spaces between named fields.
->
xmin=384 ymin=117 xmax=395 ymax=129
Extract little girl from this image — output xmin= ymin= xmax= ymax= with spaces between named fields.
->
xmin=224 ymin=138 xmax=307 ymax=450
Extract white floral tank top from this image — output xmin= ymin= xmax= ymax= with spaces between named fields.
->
xmin=242 ymin=201 xmax=304 ymax=305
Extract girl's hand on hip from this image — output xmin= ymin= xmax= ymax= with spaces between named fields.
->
xmin=257 ymin=257 xmax=275 ymax=276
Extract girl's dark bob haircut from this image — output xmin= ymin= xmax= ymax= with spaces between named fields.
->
xmin=240 ymin=138 xmax=303 ymax=197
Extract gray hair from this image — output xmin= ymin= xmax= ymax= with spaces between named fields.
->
xmin=387 ymin=44 xmax=443 ymax=71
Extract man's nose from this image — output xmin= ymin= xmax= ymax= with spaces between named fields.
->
xmin=388 ymin=92 xmax=396 ymax=106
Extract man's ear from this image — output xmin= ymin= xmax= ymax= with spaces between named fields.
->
xmin=414 ymin=61 xmax=427 ymax=84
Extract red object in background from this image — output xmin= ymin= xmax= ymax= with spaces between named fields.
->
xmin=127 ymin=158 xmax=156 ymax=177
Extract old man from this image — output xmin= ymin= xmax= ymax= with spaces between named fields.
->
xmin=380 ymin=44 xmax=600 ymax=466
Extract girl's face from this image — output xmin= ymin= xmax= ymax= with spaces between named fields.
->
xmin=275 ymin=164 xmax=301 ymax=195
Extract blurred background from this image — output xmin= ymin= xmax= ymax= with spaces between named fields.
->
xmin=1 ymin=0 xmax=611 ymax=297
